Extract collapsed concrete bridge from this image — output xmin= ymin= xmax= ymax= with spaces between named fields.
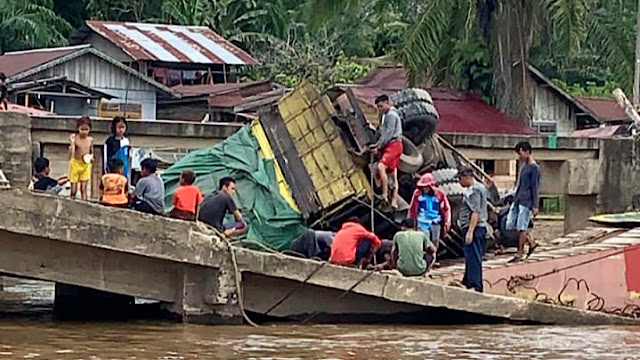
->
xmin=0 ymin=188 xmax=637 ymax=326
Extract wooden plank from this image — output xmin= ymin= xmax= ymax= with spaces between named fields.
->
xmin=258 ymin=108 xmax=319 ymax=217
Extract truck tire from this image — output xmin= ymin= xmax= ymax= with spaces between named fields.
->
xmin=399 ymin=136 xmax=424 ymax=174
xmin=419 ymin=136 xmax=444 ymax=171
xmin=498 ymin=209 xmax=520 ymax=247
xmin=440 ymin=182 xmax=466 ymax=196
xmin=391 ymin=88 xmax=440 ymax=145
xmin=392 ymin=88 xmax=435 ymax=106
xmin=398 ymin=171 xmax=417 ymax=202
xmin=432 ymin=168 xmax=458 ymax=186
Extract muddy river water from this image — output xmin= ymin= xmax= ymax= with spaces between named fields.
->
xmin=1 ymin=278 xmax=639 ymax=359
xmin=0 ymin=321 xmax=639 ymax=360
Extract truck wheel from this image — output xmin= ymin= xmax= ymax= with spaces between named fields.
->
xmin=399 ymin=136 xmax=424 ymax=174
xmin=391 ymin=88 xmax=440 ymax=145
xmin=432 ymin=168 xmax=458 ymax=186
xmin=440 ymin=182 xmax=466 ymax=196
xmin=419 ymin=136 xmax=444 ymax=171
xmin=397 ymin=171 xmax=417 ymax=202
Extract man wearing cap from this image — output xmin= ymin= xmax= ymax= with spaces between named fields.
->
xmin=407 ymin=173 xmax=451 ymax=250
xmin=372 ymin=94 xmax=403 ymax=209
xmin=457 ymin=167 xmax=488 ymax=292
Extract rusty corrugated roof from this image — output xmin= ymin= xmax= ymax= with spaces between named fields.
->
xmin=577 ymin=97 xmax=630 ymax=122
xmin=350 ymin=66 xmax=537 ymax=135
xmin=84 ymin=21 xmax=258 ymax=65
xmin=170 ymin=81 xmax=283 ymax=111
xmin=571 ymin=125 xmax=625 ymax=138
xmin=172 ymin=81 xmax=271 ymax=98
xmin=0 ymin=45 xmax=89 ymax=78
xmin=348 ymin=86 xmax=536 ymax=135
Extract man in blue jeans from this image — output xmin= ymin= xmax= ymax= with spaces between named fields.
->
xmin=507 ymin=141 xmax=541 ymax=263
xmin=457 ymin=167 xmax=488 ymax=293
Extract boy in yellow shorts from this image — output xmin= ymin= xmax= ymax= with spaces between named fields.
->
xmin=69 ymin=117 xmax=94 ymax=200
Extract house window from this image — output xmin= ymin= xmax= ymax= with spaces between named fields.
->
xmin=533 ymin=121 xmax=557 ymax=134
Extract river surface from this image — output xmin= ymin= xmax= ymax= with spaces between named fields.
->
xmin=1 ymin=279 xmax=639 ymax=359
xmin=0 ymin=320 xmax=639 ymax=360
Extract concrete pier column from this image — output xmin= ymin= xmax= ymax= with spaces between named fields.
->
xmin=0 ymin=112 xmax=32 ymax=187
xmin=564 ymin=195 xmax=598 ymax=233
xmin=163 ymin=263 xmax=242 ymax=325
xmin=54 ymin=283 xmax=134 ymax=320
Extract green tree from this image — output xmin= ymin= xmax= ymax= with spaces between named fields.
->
xmin=160 ymin=0 xmax=296 ymax=40
xmin=53 ymin=0 xmax=88 ymax=29
xmin=244 ymin=30 xmax=372 ymax=90
xmin=86 ymin=0 xmax=162 ymax=22
xmin=308 ymin=0 xmax=633 ymax=123
xmin=0 ymin=0 xmax=72 ymax=53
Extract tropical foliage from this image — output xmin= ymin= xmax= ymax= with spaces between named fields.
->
xmin=2 ymin=0 xmax=639 ymax=118
xmin=0 ymin=0 xmax=72 ymax=53
xmin=308 ymin=0 xmax=638 ymax=121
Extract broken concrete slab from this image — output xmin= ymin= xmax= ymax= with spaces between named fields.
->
xmin=0 ymin=188 xmax=638 ymax=326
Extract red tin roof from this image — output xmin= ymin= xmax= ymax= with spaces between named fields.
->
xmin=172 ymin=81 xmax=271 ymax=98
xmin=571 ymin=125 xmax=625 ymax=138
xmin=169 ymin=81 xmax=284 ymax=111
xmin=84 ymin=21 xmax=257 ymax=65
xmin=348 ymin=66 xmax=536 ymax=135
xmin=0 ymin=45 xmax=88 ymax=78
xmin=577 ymin=97 xmax=630 ymax=122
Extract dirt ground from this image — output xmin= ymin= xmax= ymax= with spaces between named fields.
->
xmin=530 ymin=219 xmax=565 ymax=246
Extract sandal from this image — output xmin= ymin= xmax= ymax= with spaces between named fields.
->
xmin=526 ymin=243 xmax=539 ymax=259
xmin=508 ymin=256 xmax=522 ymax=264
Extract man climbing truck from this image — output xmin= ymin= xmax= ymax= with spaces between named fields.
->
xmin=372 ymin=94 xmax=403 ymax=209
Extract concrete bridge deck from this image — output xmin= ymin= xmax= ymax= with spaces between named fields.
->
xmin=0 ymin=188 xmax=637 ymax=325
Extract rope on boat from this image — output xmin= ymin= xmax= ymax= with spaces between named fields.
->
xmin=486 ymin=246 xmax=640 ymax=318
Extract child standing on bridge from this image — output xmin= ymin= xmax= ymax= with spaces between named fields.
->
xmin=104 ymin=116 xmax=131 ymax=181
xmin=68 ymin=117 xmax=94 ymax=200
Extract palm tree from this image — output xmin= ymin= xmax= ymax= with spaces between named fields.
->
xmin=309 ymin=0 xmax=632 ymax=124
xmin=160 ymin=0 xmax=210 ymax=27
xmin=0 ymin=0 xmax=72 ymax=53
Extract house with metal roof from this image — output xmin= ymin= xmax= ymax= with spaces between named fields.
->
xmin=157 ymin=81 xmax=285 ymax=122
xmin=569 ymin=97 xmax=632 ymax=139
xmin=0 ymin=45 xmax=175 ymax=119
xmin=332 ymin=65 xmax=537 ymax=136
xmin=351 ymin=65 xmax=602 ymax=137
xmin=575 ymin=97 xmax=631 ymax=125
xmin=528 ymin=65 xmax=601 ymax=136
xmin=70 ymin=21 xmax=258 ymax=87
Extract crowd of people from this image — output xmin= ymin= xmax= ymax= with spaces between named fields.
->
xmin=27 ymin=94 xmax=540 ymax=293
xmin=30 ymin=115 xmax=247 ymax=237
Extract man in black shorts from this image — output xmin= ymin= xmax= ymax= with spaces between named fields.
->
xmin=198 ymin=177 xmax=246 ymax=235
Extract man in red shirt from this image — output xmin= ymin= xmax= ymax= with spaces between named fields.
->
xmin=330 ymin=218 xmax=382 ymax=268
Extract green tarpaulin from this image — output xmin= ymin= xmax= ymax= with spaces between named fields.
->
xmin=162 ymin=126 xmax=306 ymax=251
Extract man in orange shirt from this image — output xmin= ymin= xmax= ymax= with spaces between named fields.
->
xmin=169 ymin=170 xmax=203 ymax=221
xmin=330 ymin=217 xmax=382 ymax=268
xmin=100 ymin=158 xmax=129 ymax=207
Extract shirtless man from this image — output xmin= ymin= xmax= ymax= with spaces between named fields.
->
xmin=68 ymin=117 xmax=94 ymax=200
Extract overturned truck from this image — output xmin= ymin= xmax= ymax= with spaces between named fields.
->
xmin=257 ymin=81 xmax=502 ymax=259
